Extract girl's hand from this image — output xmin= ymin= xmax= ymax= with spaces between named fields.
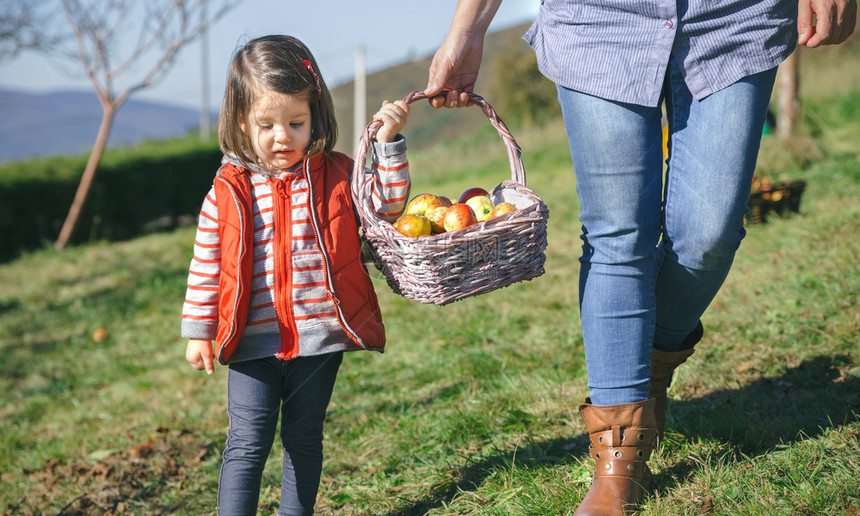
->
xmin=186 ymin=339 xmax=215 ymax=375
xmin=374 ymin=100 xmax=410 ymax=143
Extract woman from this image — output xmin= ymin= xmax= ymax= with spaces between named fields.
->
xmin=424 ymin=1 xmax=856 ymax=514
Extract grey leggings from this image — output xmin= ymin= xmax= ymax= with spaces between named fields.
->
xmin=218 ymin=352 xmax=343 ymax=515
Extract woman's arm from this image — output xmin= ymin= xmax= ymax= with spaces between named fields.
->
xmin=424 ymin=0 xmax=503 ymax=108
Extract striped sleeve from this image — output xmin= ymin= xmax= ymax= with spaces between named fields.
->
xmin=365 ymin=134 xmax=411 ymax=222
xmin=181 ymin=187 xmax=220 ymax=340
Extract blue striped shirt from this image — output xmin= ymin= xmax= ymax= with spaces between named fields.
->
xmin=524 ymin=0 xmax=797 ymax=107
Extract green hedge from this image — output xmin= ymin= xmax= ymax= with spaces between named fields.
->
xmin=0 ymin=137 xmax=223 ymax=263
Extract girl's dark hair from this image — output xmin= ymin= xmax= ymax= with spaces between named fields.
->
xmin=218 ymin=35 xmax=338 ymax=168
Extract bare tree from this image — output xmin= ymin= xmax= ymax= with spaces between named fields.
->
xmin=54 ymin=0 xmax=240 ymax=250
xmin=0 ymin=0 xmax=64 ymax=59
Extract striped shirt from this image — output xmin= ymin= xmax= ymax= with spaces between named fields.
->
xmin=524 ymin=0 xmax=797 ymax=107
xmin=181 ymin=137 xmax=409 ymax=362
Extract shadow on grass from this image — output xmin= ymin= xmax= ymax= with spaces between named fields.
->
xmin=670 ymin=354 xmax=858 ymax=450
xmin=384 ymin=354 xmax=859 ymax=515
xmin=653 ymin=353 xmax=859 ymax=493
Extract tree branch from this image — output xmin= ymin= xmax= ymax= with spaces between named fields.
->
xmin=0 ymin=0 xmax=66 ymax=60
xmin=52 ymin=0 xmax=244 ymax=250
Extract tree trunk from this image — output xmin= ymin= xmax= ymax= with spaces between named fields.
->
xmin=777 ymin=50 xmax=799 ymax=140
xmin=55 ymin=106 xmax=115 ymax=250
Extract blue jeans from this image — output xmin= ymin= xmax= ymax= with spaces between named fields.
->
xmin=557 ymin=60 xmax=777 ymax=406
xmin=218 ymin=352 xmax=343 ymax=515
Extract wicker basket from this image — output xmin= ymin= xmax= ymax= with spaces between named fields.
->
xmin=351 ymin=90 xmax=549 ymax=306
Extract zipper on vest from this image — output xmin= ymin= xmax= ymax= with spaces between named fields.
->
xmin=272 ymin=176 xmax=299 ymax=359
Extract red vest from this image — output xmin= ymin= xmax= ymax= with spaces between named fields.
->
xmin=212 ymin=152 xmax=385 ymax=363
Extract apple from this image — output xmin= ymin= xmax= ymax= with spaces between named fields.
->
xmin=394 ymin=214 xmax=431 ymax=237
xmin=406 ymin=193 xmax=445 ymax=217
xmin=489 ymin=201 xmax=517 ymax=219
xmin=438 ymin=196 xmax=453 ymax=207
xmin=92 ymin=327 xmax=109 ymax=342
xmin=427 ymin=206 xmax=449 ymax=233
xmin=458 ymin=187 xmax=490 ymax=204
xmin=443 ymin=203 xmax=477 ymax=232
xmin=465 ymin=195 xmax=495 ymax=221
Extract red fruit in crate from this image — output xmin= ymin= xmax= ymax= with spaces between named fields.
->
xmin=438 ymin=196 xmax=453 ymax=208
xmin=443 ymin=204 xmax=477 ymax=232
xmin=458 ymin=187 xmax=490 ymax=204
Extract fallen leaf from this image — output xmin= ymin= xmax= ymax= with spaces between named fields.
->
xmin=129 ymin=442 xmax=156 ymax=459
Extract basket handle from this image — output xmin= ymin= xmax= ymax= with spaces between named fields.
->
xmin=352 ymin=90 xmax=526 ymax=219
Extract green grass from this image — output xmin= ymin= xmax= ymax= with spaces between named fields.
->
xmin=2 ymin=47 xmax=860 ymax=514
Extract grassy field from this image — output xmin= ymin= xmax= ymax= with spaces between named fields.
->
xmin=2 ymin=44 xmax=859 ymax=514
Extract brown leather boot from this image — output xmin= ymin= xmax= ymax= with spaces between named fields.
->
xmin=574 ymin=398 xmax=658 ymax=516
xmin=649 ymin=320 xmax=703 ymax=439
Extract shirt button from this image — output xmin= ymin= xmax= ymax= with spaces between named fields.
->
xmin=665 ymin=20 xmax=674 ymax=28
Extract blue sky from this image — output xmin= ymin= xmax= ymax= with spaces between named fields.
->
xmin=0 ymin=1 xmax=538 ymax=111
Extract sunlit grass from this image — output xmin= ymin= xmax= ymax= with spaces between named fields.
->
xmin=2 ymin=42 xmax=859 ymax=514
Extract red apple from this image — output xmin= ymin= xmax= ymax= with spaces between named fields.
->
xmin=465 ymin=195 xmax=495 ymax=221
xmin=395 ymin=214 xmax=432 ymax=237
xmin=489 ymin=201 xmax=516 ymax=219
xmin=406 ymin=193 xmax=445 ymax=217
xmin=458 ymin=187 xmax=490 ymax=205
xmin=443 ymin=204 xmax=477 ymax=232
xmin=438 ymin=196 xmax=453 ymax=207
xmin=427 ymin=206 xmax=448 ymax=233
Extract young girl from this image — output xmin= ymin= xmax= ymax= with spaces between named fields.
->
xmin=181 ymin=35 xmax=411 ymax=515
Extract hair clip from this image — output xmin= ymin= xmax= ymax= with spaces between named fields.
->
xmin=303 ymin=59 xmax=322 ymax=99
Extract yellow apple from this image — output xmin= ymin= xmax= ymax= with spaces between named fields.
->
xmin=489 ymin=201 xmax=516 ymax=219
xmin=465 ymin=195 xmax=494 ymax=221
xmin=394 ymin=214 xmax=432 ymax=237
xmin=405 ymin=193 xmax=445 ymax=217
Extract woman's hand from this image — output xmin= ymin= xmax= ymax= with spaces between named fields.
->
xmin=424 ymin=32 xmax=485 ymax=108
xmin=374 ymin=100 xmax=410 ymax=143
xmin=186 ymin=339 xmax=215 ymax=375
xmin=798 ymin=0 xmax=857 ymax=47
xmin=424 ymin=0 xmax=502 ymax=108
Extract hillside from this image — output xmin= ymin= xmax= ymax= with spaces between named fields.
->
xmin=0 ymin=22 xmax=533 ymax=165
xmin=330 ymin=22 xmax=535 ymax=155
xmin=0 ymin=89 xmax=214 ymax=163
